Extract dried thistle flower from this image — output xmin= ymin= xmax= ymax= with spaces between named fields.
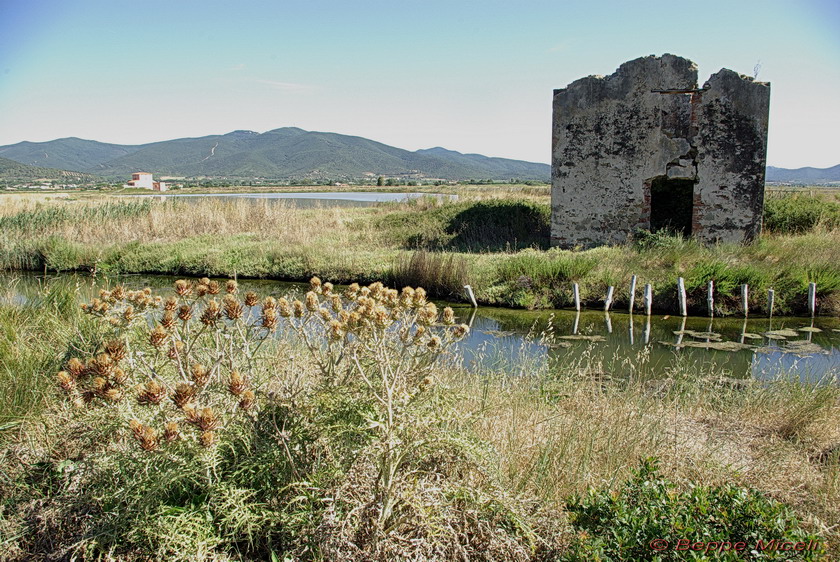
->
xmin=323 ymin=282 xmax=334 ymax=295
xmin=453 ymin=324 xmax=470 ymax=338
xmin=195 ymin=407 xmax=219 ymax=431
xmin=164 ymin=296 xmax=178 ymax=311
xmin=163 ymin=421 xmax=180 ymax=442
xmin=167 ymin=340 xmax=185 ymax=360
xmin=261 ymin=308 xmax=278 ymax=331
xmin=228 ymin=371 xmax=247 ymax=396
xmin=171 ymin=382 xmax=196 ymax=408
xmin=293 ymin=300 xmax=304 ymax=318
xmin=223 ymin=294 xmax=244 ymax=320
xmin=207 ymin=280 xmax=221 ymax=295
xmin=305 ymin=291 xmax=319 ymax=312
xmin=66 ymin=357 xmax=86 ymax=378
xmin=400 ymin=287 xmax=415 ymax=307
xmin=90 ymin=353 xmax=114 ymax=377
xmin=262 ymin=296 xmax=277 ymax=311
xmin=178 ymin=304 xmax=193 ymax=322
xmin=331 ymin=294 xmax=342 ymax=312
xmin=111 ymin=285 xmax=126 ymax=301
xmin=191 ymin=363 xmax=210 ymax=386
xmin=319 ymin=307 xmax=331 ymax=321
xmin=413 ymin=287 xmax=427 ymax=307
xmin=310 ymin=276 xmax=322 ymax=293
xmin=200 ymin=431 xmax=216 ymax=448
xmin=111 ymin=367 xmax=128 ymax=385
xmin=200 ymin=299 xmax=221 ymax=326
xmin=225 ymin=280 xmax=238 ymax=294
xmin=161 ymin=310 xmax=176 ymax=330
xmin=426 ymin=335 xmax=442 ymax=350
xmin=57 ymin=371 xmax=75 ymax=392
xmin=137 ymin=379 xmax=167 ymax=405
xmin=278 ymin=298 xmax=291 ymax=318
xmin=174 ymin=279 xmax=192 ymax=296
xmin=244 ymin=291 xmax=258 ymax=307
xmin=104 ymin=388 xmax=123 ymax=402
xmin=328 ymin=320 xmax=345 ymax=341
xmin=346 ymin=283 xmax=360 ymax=300
xmin=122 ymin=305 xmax=135 ymax=322
xmin=442 ymin=307 xmax=455 ymax=325
xmin=129 ymin=420 xmax=159 ymax=451
xmin=105 ymin=339 xmax=127 ymax=362
xmin=239 ymin=390 xmax=255 ymax=410
xmin=196 ymin=283 xmax=208 ymax=297
xmin=149 ymin=324 xmax=168 ymax=348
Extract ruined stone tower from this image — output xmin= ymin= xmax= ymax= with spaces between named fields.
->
xmin=551 ymin=54 xmax=770 ymax=247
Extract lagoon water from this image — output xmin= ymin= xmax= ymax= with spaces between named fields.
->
xmin=124 ymin=191 xmax=456 ymax=208
xmin=3 ymin=272 xmax=838 ymax=384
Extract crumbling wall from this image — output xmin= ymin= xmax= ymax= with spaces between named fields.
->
xmin=551 ymin=54 xmax=770 ymax=248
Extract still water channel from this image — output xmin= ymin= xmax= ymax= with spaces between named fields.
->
xmin=3 ymin=272 xmax=839 ymax=384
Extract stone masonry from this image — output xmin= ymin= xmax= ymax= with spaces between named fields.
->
xmin=551 ymin=54 xmax=770 ymax=247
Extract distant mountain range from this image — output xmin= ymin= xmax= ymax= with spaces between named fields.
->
xmin=1 ymin=129 xmax=835 ymax=184
xmin=0 ymin=128 xmax=551 ymax=182
xmin=765 ymin=165 xmax=840 ymax=184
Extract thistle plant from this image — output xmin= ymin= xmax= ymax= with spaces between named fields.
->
xmin=278 ymin=277 xmax=471 ymax=530
xmin=58 ymin=279 xmax=268 ymax=461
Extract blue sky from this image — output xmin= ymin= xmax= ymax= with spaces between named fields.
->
xmin=0 ymin=0 xmax=838 ymax=167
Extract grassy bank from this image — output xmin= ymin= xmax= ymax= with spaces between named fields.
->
xmin=0 ymin=279 xmax=837 ymax=560
xmin=1 ymin=191 xmax=839 ymax=315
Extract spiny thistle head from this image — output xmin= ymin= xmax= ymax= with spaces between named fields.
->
xmin=426 ymin=335 xmax=442 ymax=350
xmin=359 ymin=286 xmax=371 ymax=298
xmin=400 ymin=286 xmax=415 ymax=307
xmin=293 ymin=300 xmax=305 ymax=318
xmin=167 ymin=340 xmax=185 ymax=360
xmin=207 ymin=280 xmax=221 ymax=295
xmin=161 ymin=310 xmax=176 ymax=330
xmin=262 ymin=296 xmax=277 ymax=311
xmin=328 ymin=320 xmax=345 ymax=341
xmin=228 ymin=371 xmax=247 ymax=396
xmin=305 ymin=291 xmax=319 ymax=312
xmin=346 ymin=283 xmax=360 ymax=300
xmin=417 ymin=302 xmax=438 ymax=325
xmin=200 ymin=299 xmax=221 ymax=326
xmin=200 ymin=431 xmax=216 ymax=448
xmin=368 ymin=282 xmax=384 ymax=299
xmin=104 ymin=339 xmax=127 ymax=362
xmin=130 ymin=420 xmax=159 ymax=451
xmin=331 ymin=294 xmax=342 ymax=312
xmin=163 ymin=422 xmax=180 ymax=442
xmin=137 ymin=379 xmax=167 ymax=405
xmin=310 ymin=276 xmax=322 ymax=293
xmin=111 ymin=285 xmax=126 ymax=301
xmin=90 ymin=353 xmax=114 ymax=377
xmin=196 ymin=283 xmax=208 ymax=297
xmin=223 ymin=294 xmax=244 ymax=320
xmin=164 ymin=296 xmax=178 ymax=311
xmin=244 ymin=291 xmax=259 ymax=307
xmin=66 ymin=357 xmax=86 ymax=378
xmin=122 ymin=305 xmax=135 ymax=322
xmin=225 ymin=280 xmax=238 ymax=294
xmin=239 ymin=390 xmax=255 ymax=410
xmin=178 ymin=304 xmax=192 ymax=322
xmin=318 ymin=307 xmax=331 ymax=321
xmin=149 ymin=324 xmax=168 ymax=348
xmin=104 ymin=388 xmax=123 ymax=402
xmin=453 ymin=324 xmax=470 ymax=338
xmin=277 ymin=298 xmax=291 ymax=317
xmin=414 ymin=287 xmax=428 ymax=307
xmin=112 ymin=367 xmax=128 ymax=385
xmin=323 ymin=282 xmax=334 ymax=296
xmin=174 ymin=279 xmax=192 ymax=296
xmin=442 ymin=307 xmax=455 ymax=325
xmin=261 ymin=308 xmax=278 ymax=331
xmin=171 ymin=382 xmax=196 ymax=408
xmin=57 ymin=371 xmax=75 ymax=392
xmin=194 ymin=407 xmax=219 ymax=431
xmin=191 ymin=363 xmax=210 ymax=386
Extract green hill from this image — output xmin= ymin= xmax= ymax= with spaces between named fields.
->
xmin=0 ymin=156 xmax=98 ymax=182
xmin=0 ymin=129 xmax=550 ymax=182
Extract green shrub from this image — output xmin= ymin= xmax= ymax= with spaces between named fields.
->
xmin=563 ymin=458 xmax=824 ymax=561
xmin=764 ymin=196 xmax=840 ymax=234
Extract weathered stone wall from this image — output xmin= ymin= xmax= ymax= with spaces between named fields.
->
xmin=551 ymin=54 xmax=770 ymax=248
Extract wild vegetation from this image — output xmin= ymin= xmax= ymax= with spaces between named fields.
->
xmin=1 ymin=189 xmax=839 ymax=315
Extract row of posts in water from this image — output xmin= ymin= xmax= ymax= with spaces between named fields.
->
xmin=573 ymin=276 xmax=818 ymax=318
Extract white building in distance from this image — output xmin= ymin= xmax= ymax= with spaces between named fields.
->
xmin=126 ymin=172 xmax=167 ymax=191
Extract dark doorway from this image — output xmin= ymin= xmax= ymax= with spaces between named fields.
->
xmin=649 ymin=176 xmax=695 ymax=236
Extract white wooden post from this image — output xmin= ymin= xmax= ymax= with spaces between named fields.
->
xmin=463 ymin=285 xmax=478 ymax=308
xmin=707 ymin=280 xmax=714 ymax=317
xmin=573 ymin=283 xmax=581 ymax=312
xmin=629 ymin=275 xmax=637 ymax=313
xmin=808 ymin=282 xmax=816 ymax=317
xmin=643 ymin=284 xmax=652 ymax=316
xmin=741 ymin=284 xmax=749 ymax=317
xmin=767 ymin=289 xmax=775 ymax=318
xmin=604 ymin=286 xmax=614 ymax=312
xmin=677 ymin=277 xmax=687 ymax=317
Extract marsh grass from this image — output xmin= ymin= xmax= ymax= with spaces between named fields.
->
xmin=1 ymin=193 xmax=839 ymax=314
xmin=0 ymin=280 xmax=838 ymax=560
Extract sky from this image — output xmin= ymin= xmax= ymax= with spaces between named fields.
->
xmin=0 ymin=0 xmax=838 ymax=168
